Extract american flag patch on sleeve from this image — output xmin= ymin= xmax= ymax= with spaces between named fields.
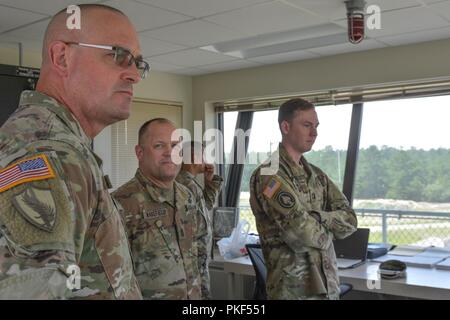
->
xmin=0 ymin=154 xmax=55 ymax=193
xmin=263 ymin=178 xmax=281 ymax=199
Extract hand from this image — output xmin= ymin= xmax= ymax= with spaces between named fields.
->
xmin=204 ymin=164 xmax=215 ymax=181
xmin=309 ymin=211 xmax=321 ymax=223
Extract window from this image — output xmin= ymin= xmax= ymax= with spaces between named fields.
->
xmin=223 ymin=111 xmax=238 ymax=181
xmin=223 ymin=105 xmax=352 ymax=233
xmin=354 ymin=96 xmax=450 ymax=246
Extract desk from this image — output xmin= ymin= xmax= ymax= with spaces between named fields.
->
xmin=221 ymin=256 xmax=450 ymax=300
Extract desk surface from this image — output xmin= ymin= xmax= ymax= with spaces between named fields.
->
xmin=220 ymin=256 xmax=450 ymax=300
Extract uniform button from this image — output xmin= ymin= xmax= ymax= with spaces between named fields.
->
xmin=155 ymin=220 xmax=163 ymax=228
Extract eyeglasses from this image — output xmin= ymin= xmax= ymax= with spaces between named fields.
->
xmin=65 ymin=42 xmax=150 ymax=79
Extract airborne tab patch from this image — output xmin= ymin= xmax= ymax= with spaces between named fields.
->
xmin=0 ymin=154 xmax=55 ymax=193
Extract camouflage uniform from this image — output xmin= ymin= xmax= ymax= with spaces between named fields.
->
xmin=112 ymin=169 xmax=202 ymax=300
xmin=0 ymin=91 xmax=142 ymax=299
xmin=249 ymin=144 xmax=357 ymax=300
xmin=176 ymin=170 xmax=223 ymax=299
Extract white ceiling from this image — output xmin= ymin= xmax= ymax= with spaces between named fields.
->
xmin=1 ymin=0 xmax=450 ymax=76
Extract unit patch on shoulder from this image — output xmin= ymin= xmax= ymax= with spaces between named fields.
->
xmin=0 ymin=154 xmax=55 ymax=193
xmin=276 ymin=191 xmax=295 ymax=209
xmin=12 ymin=186 xmax=57 ymax=232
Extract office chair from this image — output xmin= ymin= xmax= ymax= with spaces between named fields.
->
xmin=246 ymin=243 xmax=267 ymax=300
xmin=245 ymin=243 xmax=353 ymax=300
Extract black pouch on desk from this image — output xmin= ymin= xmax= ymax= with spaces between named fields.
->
xmin=367 ymin=247 xmax=388 ymax=259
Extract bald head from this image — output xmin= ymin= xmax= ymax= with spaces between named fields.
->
xmin=138 ymin=118 xmax=176 ymax=146
xmin=36 ymin=4 xmax=142 ymax=139
xmin=42 ymin=5 xmax=129 ymax=64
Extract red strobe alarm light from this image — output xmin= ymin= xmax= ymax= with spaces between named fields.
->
xmin=345 ymin=0 xmax=366 ymax=44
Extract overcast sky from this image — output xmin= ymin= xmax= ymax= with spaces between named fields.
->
xmin=224 ymin=95 xmax=450 ymax=153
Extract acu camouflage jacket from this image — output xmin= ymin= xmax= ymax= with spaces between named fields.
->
xmin=250 ymin=144 xmax=357 ymax=300
xmin=113 ymin=169 xmax=203 ymax=300
xmin=0 ymin=91 xmax=141 ymax=299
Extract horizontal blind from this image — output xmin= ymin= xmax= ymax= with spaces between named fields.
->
xmin=110 ymin=100 xmax=182 ymax=190
xmin=215 ymin=78 xmax=450 ymax=112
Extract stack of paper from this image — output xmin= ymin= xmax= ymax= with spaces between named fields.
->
xmin=415 ymin=247 xmax=450 ymax=260
xmin=389 ymin=245 xmax=427 ymax=257
xmin=372 ymin=246 xmax=450 ymax=268
xmin=373 ymin=254 xmax=444 ymax=268
xmin=436 ymin=258 xmax=450 ymax=270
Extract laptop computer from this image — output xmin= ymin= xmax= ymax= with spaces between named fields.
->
xmin=333 ymin=228 xmax=370 ymax=269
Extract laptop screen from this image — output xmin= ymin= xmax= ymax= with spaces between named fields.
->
xmin=333 ymin=228 xmax=370 ymax=260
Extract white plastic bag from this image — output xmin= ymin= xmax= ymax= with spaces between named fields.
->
xmin=217 ymin=220 xmax=250 ymax=260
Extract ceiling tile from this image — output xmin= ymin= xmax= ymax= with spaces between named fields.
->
xmin=103 ymin=0 xmax=192 ymax=32
xmin=204 ymin=1 xmax=326 ymax=37
xmin=364 ymin=0 xmax=421 ymax=11
xmin=0 ymin=0 xmax=102 ymax=15
xmin=139 ymin=36 xmax=187 ymax=57
xmin=421 ymin=0 xmax=450 ymax=4
xmin=280 ymin=0 xmax=345 ymax=21
xmin=197 ymin=59 xmax=262 ymax=73
xmin=283 ymin=0 xmax=422 ymax=21
xmin=247 ymin=49 xmax=319 ymax=64
xmin=136 ymin=0 xmax=270 ymax=18
xmin=428 ymin=1 xmax=450 ymax=21
xmin=140 ymin=19 xmax=243 ymax=47
xmin=151 ymin=48 xmax=237 ymax=67
xmin=0 ymin=5 xmax=48 ymax=33
xmin=377 ymin=26 xmax=450 ymax=46
xmin=308 ymin=38 xmax=385 ymax=56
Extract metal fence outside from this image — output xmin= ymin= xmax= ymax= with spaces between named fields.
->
xmin=238 ymin=205 xmax=450 ymax=247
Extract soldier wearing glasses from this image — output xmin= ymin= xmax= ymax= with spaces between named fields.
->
xmin=0 ymin=5 xmax=148 ymax=299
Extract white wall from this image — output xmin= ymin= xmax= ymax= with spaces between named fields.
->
xmin=192 ymin=38 xmax=450 ymax=131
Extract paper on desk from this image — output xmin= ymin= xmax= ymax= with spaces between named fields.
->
xmin=389 ymin=245 xmax=427 ymax=256
xmin=416 ymin=247 xmax=450 ymax=259
xmin=436 ymin=258 xmax=450 ymax=270
xmin=372 ymin=254 xmax=444 ymax=268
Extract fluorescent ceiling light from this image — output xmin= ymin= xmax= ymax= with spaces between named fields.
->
xmin=201 ymin=23 xmax=345 ymax=53
xmin=200 ymin=23 xmax=348 ymax=58
xmin=241 ymin=33 xmax=348 ymax=58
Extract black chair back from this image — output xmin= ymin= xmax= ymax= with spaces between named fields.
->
xmin=245 ymin=243 xmax=353 ymax=299
xmin=245 ymin=243 xmax=267 ymax=300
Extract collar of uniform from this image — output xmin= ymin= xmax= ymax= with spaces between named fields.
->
xmin=177 ymin=169 xmax=195 ymax=184
xmin=135 ymin=168 xmax=175 ymax=204
xmin=278 ymin=143 xmax=313 ymax=179
xmin=19 ymin=90 xmax=92 ymax=147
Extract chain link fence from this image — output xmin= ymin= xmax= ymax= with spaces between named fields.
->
xmin=238 ymin=206 xmax=450 ymax=247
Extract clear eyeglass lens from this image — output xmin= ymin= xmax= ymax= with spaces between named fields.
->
xmin=114 ymin=47 xmax=149 ymax=79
